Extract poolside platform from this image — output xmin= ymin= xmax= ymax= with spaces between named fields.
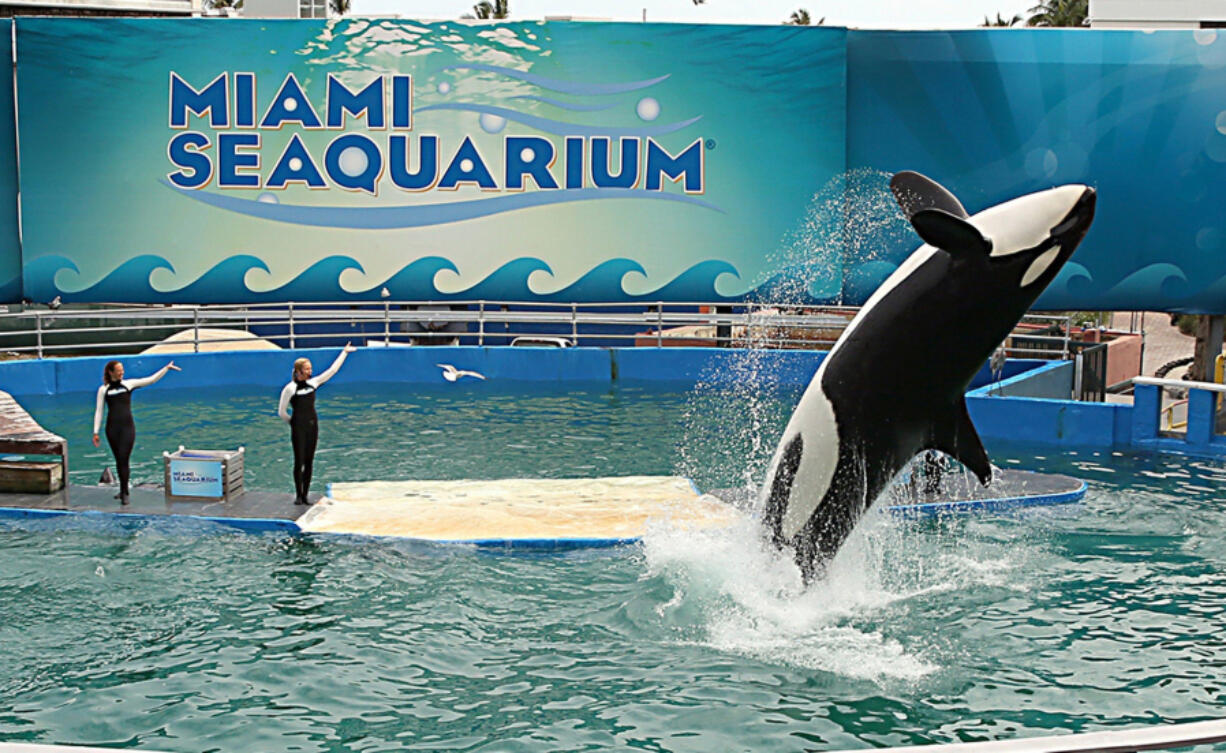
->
xmin=0 ymin=484 xmax=311 ymax=532
xmin=301 ymin=476 xmax=741 ymax=545
xmin=0 ymin=389 xmax=68 ymax=493
xmin=0 ymin=470 xmax=1087 ymax=542
xmin=0 ymin=476 xmax=741 ymax=543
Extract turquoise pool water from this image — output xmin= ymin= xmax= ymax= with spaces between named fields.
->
xmin=3 ymin=381 xmax=1226 ymax=751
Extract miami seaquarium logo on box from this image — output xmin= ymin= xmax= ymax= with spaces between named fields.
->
xmin=170 ymin=458 xmax=223 ymax=497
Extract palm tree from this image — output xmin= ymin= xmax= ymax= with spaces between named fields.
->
xmin=208 ymin=0 xmax=242 ymax=11
xmin=982 ymin=11 xmax=1023 ymax=26
xmin=1025 ymin=0 xmax=1088 ymax=27
xmin=329 ymin=0 xmax=349 ymax=15
xmin=789 ymin=8 xmax=811 ymax=25
xmin=472 ymin=0 xmax=508 ymax=18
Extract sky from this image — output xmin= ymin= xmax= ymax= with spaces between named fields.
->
xmin=348 ymin=0 xmax=1037 ymax=29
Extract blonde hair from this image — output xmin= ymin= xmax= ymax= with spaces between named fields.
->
xmin=293 ymin=358 xmax=311 ymax=379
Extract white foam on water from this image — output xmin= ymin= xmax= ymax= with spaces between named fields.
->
xmin=641 ymin=515 xmax=935 ymax=682
xmin=641 ymin=501 xmax=1042 ymax=683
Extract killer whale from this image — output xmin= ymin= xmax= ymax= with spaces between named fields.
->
xmin=761 ymin=172 xmax=1097 ymax=582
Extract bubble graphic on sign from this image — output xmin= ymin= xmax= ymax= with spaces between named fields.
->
xmin=438 ymin=82 xmax=452 ymax=95
xmin=257 ymin=193 xmax=279 ymax=204
xmin=289 ymin=157 xmax=303 ymax=171
xmin=460 ymin=159 xmax=475 ymax=172
xmin=338 ymin=146 xmax=370 ymax=177
xmin=636 ymin=97 xmax=661 ymax=121
xmin=284 ymin=98 xmax=299 ymax=112
xmin=480 ymin=113 xmax=507 ymax=133
xmin=1206 ymin=131 xmax=1226 ymax=162
xmin=1024 ymin=147 xmax=1058 ymax=179
xmin=1195 ymin=31 xmax=1226 ymax=67
xmin=1197 ymin=227 xmax=1223 ymax=251
xmin=520 ymin=147 xmax=535 ymax=162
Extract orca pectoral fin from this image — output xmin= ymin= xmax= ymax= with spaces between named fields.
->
xmin=932 ymin=402 xmax=992 ymax=486
xmin=890 ymin=171 xmax=969 ymax=220
xmin=911 ymin=209 xmax=992 ymax=256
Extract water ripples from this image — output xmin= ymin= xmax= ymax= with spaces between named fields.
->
xmin=4 ymin=387 xmax=1226 ymax=749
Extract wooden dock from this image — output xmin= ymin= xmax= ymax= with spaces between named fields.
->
xmin=0 ymin=389 xmax=67 ymax=493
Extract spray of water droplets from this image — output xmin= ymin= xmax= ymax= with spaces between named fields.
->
xmin=675 ymin=168 xmax=912 ymax=505
xmin=751 ymin=167 xmax=913 ymax=305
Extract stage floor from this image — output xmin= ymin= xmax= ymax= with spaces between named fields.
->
xmin=0 ymin=484 xmax=312 ymax=531
xmin=0 ymin=469 xmax=1085 ymax=542
xmin=300 ymin=476 xmax=740 ymax=543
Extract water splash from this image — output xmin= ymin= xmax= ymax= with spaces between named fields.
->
xmin=752 ymin=167 xmax=912 ymax=305
xmin=639 ymin=515 xmax=938 ymax=682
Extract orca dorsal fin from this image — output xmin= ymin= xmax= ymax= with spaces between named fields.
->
xmin=890 ymin=171 xmax=969 ymax=219
xmin=928 ymin=400 xmax=992 ymax=486
xmin=911 ymin=208 xmax=992 ymax=256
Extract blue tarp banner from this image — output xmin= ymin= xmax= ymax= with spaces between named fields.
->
xmin=848 ymin=29 xmax=1226 ymax=313
xmin=7 ymin=22 xmax=1226 ymax=312
xmin=15 ymin=19 xmax=846 ymax=305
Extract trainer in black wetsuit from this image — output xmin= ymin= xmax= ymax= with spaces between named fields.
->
xmin=93 ymin=360 xmax=179 ymax=504
xmin=278 ymin=344 xmax=355 ymax=505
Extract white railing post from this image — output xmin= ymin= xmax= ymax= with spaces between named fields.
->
xmin=384 ymin=300 xmax=390 ymax=345
xmin=571 ymin=302 xmax=578 ymax=345
xmin=477 ymin=301 xmax=485 ymax=346
xmin=35 ymin=311 xmax=43 ymax=359
xmin=193 ymin=308 xmax=200 ymax=353
xmin=656 ymin=302 xmax=663 ymax=347
xmin=1073 ymin=350 xmax=1084 ymax=400
xmin=288 ymin=302 xmax=295 ymax=350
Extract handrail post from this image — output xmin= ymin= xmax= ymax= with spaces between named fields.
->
xmin=477 ymin=300 xmax=485 ymax=346
xmin=571 ymin=302 xmax=578 ymax=345
xmin=193 ymin=308 xmax=200 ymax=353
xmin=384 ymin=300 xmax=390 ymax=345
xmin=35 ymin=311 xmax=42 ymax=359
xmin=1073 ymin=350 xmax=1084 ymax=401
xmin=656 ymin=302 xmax=663 ymax=347
xmin=288 ymin=302 xmax=295 ymax=350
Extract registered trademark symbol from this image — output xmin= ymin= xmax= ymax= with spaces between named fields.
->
xmin=705 ymin=139 xmax=716 ymax=150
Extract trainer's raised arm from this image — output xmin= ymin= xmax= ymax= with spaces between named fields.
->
xmin=307 ymin=343 xmax=356 ymax=388
xmin=124 ymin=361 xmax=182 ymax=390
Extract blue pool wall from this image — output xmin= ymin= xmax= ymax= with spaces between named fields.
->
xmin=0 ymin=347 xmax=1219 ymax=457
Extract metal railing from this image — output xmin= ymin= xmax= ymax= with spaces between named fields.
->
xmin=825 ymin=717 xmax=1226 ymax=753
xmin=2 ymin=718 xmax=1225 ymax=753
xmin=0 ymin=301 xmax=1074 ymax=360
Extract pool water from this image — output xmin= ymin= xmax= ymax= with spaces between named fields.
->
xmin=3 ymin=380 xmax=1226 ymax=751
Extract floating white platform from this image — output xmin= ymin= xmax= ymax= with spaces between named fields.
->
xmin=298 ymin=475 xmax=742 ymax=545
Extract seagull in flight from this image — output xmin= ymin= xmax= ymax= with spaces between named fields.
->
xmin=437 ymin=363 xmax=486 ymax=382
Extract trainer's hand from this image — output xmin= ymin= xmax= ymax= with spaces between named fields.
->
xmin=343 ymin=342 xmax=357 ymax=354
xmin=92 ymin=433 xmax=100 ymax=447
xmin=167 ymin=361 xmax=182 ymax=371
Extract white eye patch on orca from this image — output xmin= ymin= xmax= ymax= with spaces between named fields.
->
xmin=971 ymin=184 xmax=1089 ymax=258
xmin=1020 ymin=246 xmax=1062 ymax=287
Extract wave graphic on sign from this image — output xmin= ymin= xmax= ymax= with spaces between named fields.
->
xmin=414 ymin=103 xmax=702 ymax=137
xmin=508 ymin=95 xmax=616 ymax=112
xmin=439 ymin=64 xmax=670 ymax=95
xmin=162 ymin=184 xmax=722 ymax=229
xmin=23 ymin=253 xmax=747 ymax=304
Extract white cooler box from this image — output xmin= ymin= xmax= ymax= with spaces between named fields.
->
xmin=163 ymin=447 xmax=245 ymax=502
